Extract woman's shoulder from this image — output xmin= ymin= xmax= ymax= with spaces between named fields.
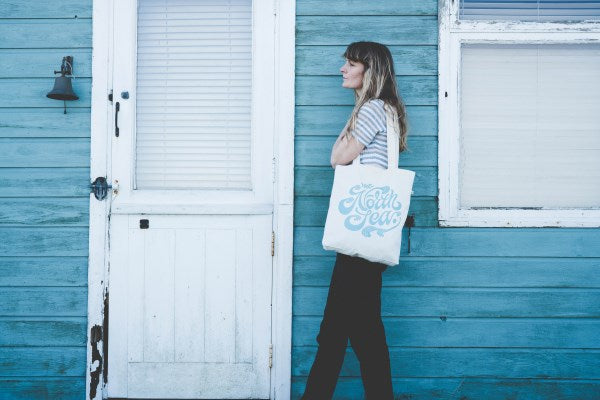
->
xmin=359 ymin=98 xmax=386 ymax=123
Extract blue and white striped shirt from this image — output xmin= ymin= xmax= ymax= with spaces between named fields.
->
xmin=350 ymin=98 xmax=389 ymax=169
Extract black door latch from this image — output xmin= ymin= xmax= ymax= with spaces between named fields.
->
xmin=91 ymin=177 xmax=112 ymax=201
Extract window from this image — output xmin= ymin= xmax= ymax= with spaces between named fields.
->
xmin=136 ymin=0 xmax=253 ymax=190
xmin=439 ymin=0 xmax=600 ymax=227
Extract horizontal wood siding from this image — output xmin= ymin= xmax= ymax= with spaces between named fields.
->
xmin=0 ymin=1 xmax=91 ymax=399
xmin=292 ymin=0 xmax=600 ymax=399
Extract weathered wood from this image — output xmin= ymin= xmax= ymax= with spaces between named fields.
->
xmin=296 ymin=76 xmax=437 ymax=105
xmin=295 ymin=105 xmax=437 ymax=136
xmin=0 ymin=168 xmax=89 ymax=197
xmin=0 ymin=49 xmax=92 ymax=78
xmin=0 ymin=318 xmax=86 ymax=346
xmin=294 ymin=227 xmax=600 ymax=257
xmin=293 ymin=315 xmax=600 ymax=348
xmin=293 ymin=286 xmax=600 ymax=317
xmin=0 ymin=79 xmax=91 ymax=107
xmin=0 ymin=378 xmax=85 ymax=400
xmin=0 ymin=139 xmax=89 ymax=168
xmin=294 ymin=196 xmax=438 ymax=227
xmin=0 ymin=198 xmax=88 ymax=226
xmin=294 ymin=136 xmax=437 ymax=167
xmin=297 ymin=16 xmax=438 ymax=45
xmin=294 ymin=166 xmax=437 ymax=196
xmin=0 ymin=20 xmax=91 ymax=49
xmin=296 ymin=0 xmax=438 ymax=16
xmin=0 ymin=257 xmax=87 ymax=286
xmin=0 ymin=227 xmax=88 ymax=256
xmin=0 ymin=1 xmax=92 ymax=18
xmin=291 ymin=377 xmax=600 ymax=400
xmin=293 ymin=256 xmax=600 ymax=287
xmin=0 ymin=348 xmax=85 ymax=376
xmin=296 ymin=45 xmax=437 ymax=75
xmin=0 ymin=288 xmax=87 ymax=316
xmin=292 ymin=347 xmax=600 ymax=378
xmin=0 ymin=108 xmax=91 ymax=138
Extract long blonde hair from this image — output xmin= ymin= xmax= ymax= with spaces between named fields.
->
xmin=341 ymin=41 xmax=409 ymax=153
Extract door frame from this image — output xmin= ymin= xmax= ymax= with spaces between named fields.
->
xmin=86 ymin=0 xmax=295 ymax=398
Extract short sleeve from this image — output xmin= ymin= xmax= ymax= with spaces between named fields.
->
xmin=350 ymin=99 xmax=386 ymax=147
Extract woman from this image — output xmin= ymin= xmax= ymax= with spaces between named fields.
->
xmin=300 ymin=41 xmax=408 ymax=400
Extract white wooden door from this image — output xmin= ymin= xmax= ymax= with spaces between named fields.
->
xmin=106 ymin=1 xmax=275 ymax=398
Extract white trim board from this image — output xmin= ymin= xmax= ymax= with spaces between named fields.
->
xmin=437 ymin=0 xmax=600 ymax=227
xmin=86 ymin=0 xmax=295 ymax=398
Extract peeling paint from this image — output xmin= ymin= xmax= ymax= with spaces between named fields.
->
xmin=103 ymin=289 xmax=109 ymax=384
xmin=89 ymin=324 xmax=103 ymax=399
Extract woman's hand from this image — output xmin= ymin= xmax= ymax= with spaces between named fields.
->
xmin=330 ymin=131 xmax=365 ymax=169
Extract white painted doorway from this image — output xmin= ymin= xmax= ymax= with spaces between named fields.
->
xmin=105 ymin=1 xmax=275 ymax=398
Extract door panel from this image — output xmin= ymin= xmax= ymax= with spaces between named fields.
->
xmin=109 ymin=215 xmax=272 ymax=398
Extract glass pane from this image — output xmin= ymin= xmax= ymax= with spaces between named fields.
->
xmin=459 ymin=0 xmax=600 ymax=21
xmin=459 ymin=43 xmax=600 ymax=208
xmin=135 ymin=0 xmax=253 ymax=190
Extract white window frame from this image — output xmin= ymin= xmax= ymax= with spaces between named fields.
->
xmin=438 ymin=0 xmax=600 ymax=227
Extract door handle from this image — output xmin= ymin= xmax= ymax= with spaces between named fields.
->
xmin=115 ymin=101 xmax=120 ymax=137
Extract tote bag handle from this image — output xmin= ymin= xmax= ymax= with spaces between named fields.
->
xmin=352 ymin=102 xmax=399 ymax=170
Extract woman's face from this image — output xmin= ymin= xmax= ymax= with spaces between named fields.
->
xmin=340 ymin=58 xmax=365 ymax=90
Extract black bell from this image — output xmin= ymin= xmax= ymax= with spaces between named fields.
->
xmin=47 ymin=75 xmax=79 ymax=101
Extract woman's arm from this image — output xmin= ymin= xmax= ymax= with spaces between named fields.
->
xmin=330 ymin=131 xmax=365 ymax=169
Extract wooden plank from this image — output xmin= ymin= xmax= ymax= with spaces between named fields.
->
xmin=0 ymin=318 xmax=86 ymax=346
xmin=296 ymin=16 xmax=438 ymax=45
xmin=0 ymin=348 xmax=85 ymax=376
xmin=0 ymin=168 xmax=90 ymax=197
xmin=0 ymin=138 xmax=89 ymax=167
xmin=0 ymin=1 xmax=92 ymax=18
xmin=0 ymin=257 xmax=87 ymax=286
xmin=143 ymin=229 xmax=176 ymax=362
xmin=0 ymin=288 xmax=87 ymax=316
xmin=294 ymin=136 xmax=437 ymax=167
xmin=295 ymin=105 xmax=437 ymax=136
xmin=293 ymin=286 xmax=600 ymax=317
xmin=0 ymin=20 xmax=91 ymax=49
xmin=0 ymin=198 xmax=88 ymax=226
xmin=291 ymin=377 xmax=600 ymax=400
xmin=294 ymin=167 xmax=436 ymax=196
xmin=0 ymin=108 xmax=90 ymax=138
xmin=292 ymin=347 xmax=600 ymax=379
xmin=293 ymin=316 xmax=600 ymax=348
xmin=296 ymin=0 xmax=438 ymax=16
xmin=296 ymin=45 xmax=437 ymax=75
xmin=294 ymin=197 xmax=438 ymax=227
xmin=296 ymin=76 xmax=437 ymax=106
xmin=0 ymin=378 xmax=85 ymax=400
xmin=293 ymin=256 xmax=600 ymax=287
xmin=0 ymin=49 xmax=92 ymax=78
xmin=293 ymin=227 xmax=600 ymax=257
xmin=0 ymin=227 xmax=88 ymax=256
xmin=0 ymin=79 xmax=91 ymax=107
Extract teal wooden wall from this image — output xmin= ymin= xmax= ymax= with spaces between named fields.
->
xmin=292 ymin=1 xmax=600 ymax=399
xmin=0 ymin=1 xmax=91 ymax=399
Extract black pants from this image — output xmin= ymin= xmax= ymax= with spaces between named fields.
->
xmin=301 ymin=253 xmax=394 ymax=400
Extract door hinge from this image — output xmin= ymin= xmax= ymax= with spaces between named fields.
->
xmin=271 ymin=157 xmax=276 ymax=183
xmin=268 ymin=343 xmax=273 ymax=368
xmin=271 ymin=231 xmax=275 ymax=257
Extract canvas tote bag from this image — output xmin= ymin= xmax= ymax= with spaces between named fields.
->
xmin=322 ymin=103 xmax=415 ymax=266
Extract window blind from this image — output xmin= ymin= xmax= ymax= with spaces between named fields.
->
xmin=459 ymin=44 xmax=600 ymax=208
xmin=136 ymin=0 xmax=252 ymax=190
xmin=459 ymin=0 xmax=600 ymax=21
